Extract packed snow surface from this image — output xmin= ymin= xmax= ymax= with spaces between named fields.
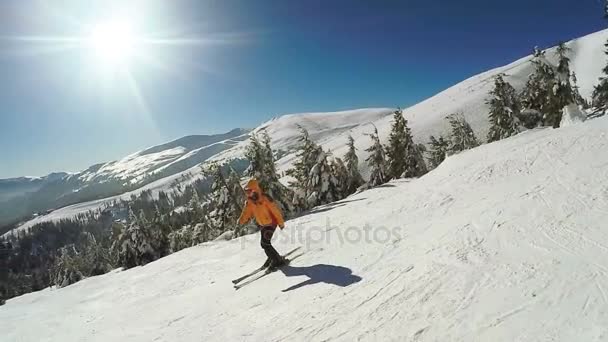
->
xmin=3 ymin=115 xmax=608 ymax=341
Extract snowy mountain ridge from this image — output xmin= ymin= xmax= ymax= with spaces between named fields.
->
xmin=0 ymin=129 xmax=250 ymax=226
xmin=6 ymin=27 xmax=608 ymax=233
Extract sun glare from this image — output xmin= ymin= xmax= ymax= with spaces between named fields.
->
xmin=89 ymin=21 xmax=136 ymax=64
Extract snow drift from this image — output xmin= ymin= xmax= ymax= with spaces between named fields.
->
xmin=2 ymin=114 xmax=608 ymax=341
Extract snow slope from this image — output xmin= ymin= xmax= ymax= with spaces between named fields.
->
xmin=216 ymin=28 xmax=608 ymax=177
xmin=3 ymin=115 xmax=608 ymax=341
xmin=8 ymin=28 xmax=608 ymax=233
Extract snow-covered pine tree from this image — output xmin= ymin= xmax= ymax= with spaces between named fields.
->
xmin=80 ymin=232 xmax=113 ymax=276
xmin=51 ymin=245 xmax=84 ymax=288
xmin=207 ymin=164 xmax=243 ymax=237
xmin=365 ymin=126 xmax=388 ymax=187
xmin=190 ymin=220 xmax=212 ymax=245
xmin=520 ymin=58 xmax=560 ymax=128
xmin=408 ymin=143 xmax=428 ymax=177
xmin=592 ymin=40 xmax=608 ymax=117
xmin=306 ymin=150 xmax=342 ymax=206
xmin=331 ymin=157 xmax=350 ymax=198
xmin=385 ymin=108 xmax=408 ymax=179
xmin=487 ymin=74 xmax=521 ymax=142
xmin=533 ymin=46 xmax=545 ymax=58
xmin=111 ymin=208 xmax=156 ymax=268
xmin=343 ymin=135 xmax=364 ymax=195
xmin=188 ymin=189 xmax=204 ymax=224
xmin=556 ymin=42 xmax=571 ymax=76
xmin=287 ymin=126 xmax=323 ymax=210
xmin=427 ymin=135 xmax=449 ymax=169
xmin=260 ymin=130 xmax=293 ymax=212
xmin=570 ymin=72 xmax=589 ymax=109
xmin=245 ymin=131 xmax=293 ymax=213
xmin=552 ymin=42 xmax=577 ymax=127
xmin=168 ymin=226 xmax=192 ymax=253
xmin=149 ymin=204 xmax=171 ymax=258
xmin=447 ymin=113 xmax=480 ymax=153
xmin=403 ymin=130 xmax=427 ymax=178
xmin=244 ymin=133 xmax=264 ymax=178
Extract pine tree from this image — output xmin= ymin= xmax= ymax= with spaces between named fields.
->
xmin=407 ymin=143 xmax=428 ymax=177
xmin=447 ymin=114 xmax=479 ymax=153
xmin=111 ymin=208 xmax=156 ymax=268
xmin=533 ymin=46 xmax=545 ymax=58
xmin=343 ymin=135 xmax=364 ymax=195
xmin=427 ymin=135 xmax=449 ymax=169
xmin=306 ymin=150 xmax=342 ymax=206
xmin=385 ymin=109 xmax=409 ymax=179
xmin=168 ymin=226 xmax=192 ymax=253
xmin=331 ymin=157 xmax=350 ymax=198
xmin=207 ymin=165 xmax=243 ymax=237
xmin=520 ymin=59 xmax=561 ymax=127
xmin=571 ymin=72 xmax=589 ymax=109
xmin=556 ymin=42 xmax=571 ymax=77
xmin=80 ymin=232 xmax=113 ymax=276
xmin=50 ymin=245 xmax=84 ymax=288
xmin=287 ymin=126 xmax=323 ymax=210
xmin=365 ymin=127 xmax=388 ymax=187
xmin=384 ymin=108 xmax=425 ymax=179
xmin=245 ymin=131 xmax=293 ymax=213
xmin=259 ymin=131 xmax=293 ymax=211
xmin=245 ymin=133 xmax=265 ymax=179
xmin=553 ymin=42 xmax=576 ymax=126
xmin=149 ymin=205 xmax=171 ymax=258
xmin=188 ymin=189 xmax=204 ymax=224
xmin=487 ymin=74 xmax=521 ymax=142
xmin=592 ymin=40 xmax=608 ymax=116
xmin=191 ymin=220 xmax=212 ymax=245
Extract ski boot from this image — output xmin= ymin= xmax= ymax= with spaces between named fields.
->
xmin=268 ymin=256 xmax=288 ymax=271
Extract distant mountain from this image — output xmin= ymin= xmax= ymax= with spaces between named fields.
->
xmin=0 ymin=173 xmax=68 ymax=203
xmin=0 ymin=128 xmax=250 ymax=226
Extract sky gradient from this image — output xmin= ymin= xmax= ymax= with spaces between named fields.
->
xmin=0 ymin=0 xmax=605 ymax=178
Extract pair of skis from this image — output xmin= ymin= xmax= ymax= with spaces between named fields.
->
xmin=232 ymin=246 xmax=303 ymax=290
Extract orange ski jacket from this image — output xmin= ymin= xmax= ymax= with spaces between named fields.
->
xmin=238 ymin=179 xmax=285 ymax=228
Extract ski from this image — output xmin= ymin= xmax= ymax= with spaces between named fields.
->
xmin=231 ymin=246 xmax=302 ymax=285
xmin=233 ymin=251 xmax=305 ymax=290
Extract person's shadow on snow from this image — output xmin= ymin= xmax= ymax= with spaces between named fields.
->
xmin=279 ymin=264 xmax=362 ymax=292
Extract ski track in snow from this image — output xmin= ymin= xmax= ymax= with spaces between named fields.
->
xmin=2 ymin=115 xmax=608 ymax=341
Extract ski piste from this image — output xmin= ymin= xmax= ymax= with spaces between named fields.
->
xmin=232 ymin=246 xmax=302 ymax=285
xmin=233 ymin=249 xmax=304 ymax=290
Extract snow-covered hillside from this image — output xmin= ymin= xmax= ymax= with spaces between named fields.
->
xmin=3 ymin=114 xmax=608 ymax=341
xmin=218 ymin=28 xmax=608 ymax=176
xmin=8 ymin=28 xmax=608 ymax=233
xmin=6 ymin=108 xmax=395 ymax=233
xmin=0 ymin=129 xmax=249 ymax=226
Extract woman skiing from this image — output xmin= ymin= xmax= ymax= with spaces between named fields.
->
xmin=238 ymin=178 xmax=287 ymax=270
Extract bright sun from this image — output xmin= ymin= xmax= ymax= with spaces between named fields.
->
xmin=89 ymin=21 xmax=137 ymax=64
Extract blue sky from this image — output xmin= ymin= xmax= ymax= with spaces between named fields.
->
xmin=0 ymin=0 xmax=605 ymax=178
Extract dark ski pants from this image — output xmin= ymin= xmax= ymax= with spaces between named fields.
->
xmin=260 ymin=226 xmax=281 ymax=263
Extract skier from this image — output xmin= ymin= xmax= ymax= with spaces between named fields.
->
xmin=238 ymin=178 xmax=287 ymax=270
